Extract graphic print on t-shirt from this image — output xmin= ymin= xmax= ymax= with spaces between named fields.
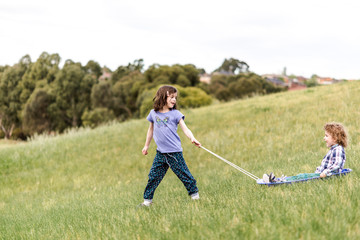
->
xmin=155 ymin=116 xmax=169 ymax=127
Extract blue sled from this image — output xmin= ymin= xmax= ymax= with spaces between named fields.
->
xmin=257 ymin=168 xmax=352 ymax=186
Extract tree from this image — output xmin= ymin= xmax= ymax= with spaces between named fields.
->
xmin=208 ymin=71 xmax=284 ymax=101
xmin=112 ymin=71 xmax=146 ymax=118
xmin=214 ymin=87 xmax=232 ymax=101
xmin=0 ymin=58 xmax=29 ymax=138
xmin=19 ymin=52 xmax=60 ymax=104
xmin=305 ymin=75 xmax=319 ymax=87
xmin=180 ymin=64 xmax=201 ymax=86
xmin=84 ymin=60 xmax=102 ymax=79
xmin=0 ymin=65 xmax=9 ymax=73
xmin=176 ymin=74 xmax=191 ymax=87
xmin=53 ymin=61 xmax=94 ymax=129
xmin=81 ymin=108 xmax=115 ymax=128
xmin=208 ymin=74 xmax=228 ymax=96
xmin=144 ymin=64 xmax=200 ymax=87
xmin=91 ymin=81 xmax=113 ymax=109
xmin=176 ymin=86 xmax=212 ymax=108
xmin=214 ymin=58 xmax=249 ymax=74
xmin=229 ymin=77 xmax=262 ymax=98
xmin=111 ymin=59 xmax=144 ymax=84
xmin=128 ymin=59 xmax=144 ymax=72
xmin=22 ymin=88 xmax=56 ymax=135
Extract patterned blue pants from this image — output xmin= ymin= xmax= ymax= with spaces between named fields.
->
xmin=143 ymin=151 xmax=198 ymax=200
xmin=285 ymin=173 xmax=320 ymax=181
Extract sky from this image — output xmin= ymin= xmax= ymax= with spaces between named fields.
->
xmin=1 ymin=0 xmax=360 ymax=79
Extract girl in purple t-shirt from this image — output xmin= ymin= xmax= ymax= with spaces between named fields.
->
xmin=140 ymin=85 xmax=201 ymax=206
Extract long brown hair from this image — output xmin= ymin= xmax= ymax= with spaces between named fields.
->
xmin=153 ymin=85 xmax=178 ymax=111
xmin=324 ymin=122 xmax=348 ymax=148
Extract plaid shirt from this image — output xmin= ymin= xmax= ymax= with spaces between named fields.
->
xmin=315 ymin=144 xmax=346 ymax=176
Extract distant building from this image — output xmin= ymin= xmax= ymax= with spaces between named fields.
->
xmin=199 ymin=73 xmax=212 ymax=84
xmin=99 ymin=69 xmax=112 ymax=81
xmin=293 ymin=76 xmax=307 ymax=83
xmin=212 ymin=70 xmax=235 ymax=76
xmin=288 ymin=82 xmax=307 ymax=91
xmin=316 ymin=77 xmax=343 ymax=85
xmin=262 ymin=74 xmax=307 ymax=91
xmin=199 ymin=71 xmax=235 ymax=84
xmin=317 ymin=77 xmax=333 ymax=85
xmin=262 ymin=74 xmax=288 ymax=87
xmin=288 ymin=76 xmax=307 ymax=91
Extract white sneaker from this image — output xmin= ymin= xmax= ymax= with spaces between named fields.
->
xmin=139 ymin=199 xmax=152 ymax=207
xmin=191 ymin=192 xmax=200 ymax=200
xmin=263 ymin=173 xmax=270 ymax=183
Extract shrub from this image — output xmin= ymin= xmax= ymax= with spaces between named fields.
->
xmin=10 ymin=128 xmax=28 ymax=140
xmin=209 ymin=72 xmax=285 ymax=101
xmin=177 ymin=86 xmax=212 ymax=108
xmin=81 ymin=108 xmax=115 ymax=128
xmin=176 ymin=74 xmax=191 ymax=87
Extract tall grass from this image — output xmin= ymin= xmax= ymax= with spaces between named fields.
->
xmin=0 ymin=82 xmax=359 ymax=239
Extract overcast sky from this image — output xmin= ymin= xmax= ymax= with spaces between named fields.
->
xmin=1 ymin=0 xmax=360 ymax=79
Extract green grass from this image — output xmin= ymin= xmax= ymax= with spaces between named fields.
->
xmin=1 ymin=81 xmax=359 ymax=239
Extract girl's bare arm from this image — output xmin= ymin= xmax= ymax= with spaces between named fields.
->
xmin=142 ymin=122 xmax=154 ymax=155
xmin=179 ymin=119 xmax=201 ymax=147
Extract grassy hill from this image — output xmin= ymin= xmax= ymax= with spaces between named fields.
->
xmin=0 ymin=81 xmax=359 ymax=239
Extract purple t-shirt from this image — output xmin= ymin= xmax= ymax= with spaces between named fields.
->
xmin=147 ymin=109 xmax=185 ymax=153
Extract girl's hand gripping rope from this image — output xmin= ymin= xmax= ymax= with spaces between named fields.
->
xmin=191 ymin=138 xmax=201 ymax=148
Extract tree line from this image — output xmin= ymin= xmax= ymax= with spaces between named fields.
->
xmin=0 ymin=53 xmax=284 ymax=140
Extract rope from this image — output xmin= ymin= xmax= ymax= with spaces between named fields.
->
xmin=200 ymin=146 xmax=259 ymax=181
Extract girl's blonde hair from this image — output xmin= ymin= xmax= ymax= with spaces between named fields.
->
xmin=324 ymin=122 xmax=348 ymax=148
xmin=153 ymin=85 xmax=178 ymax=111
